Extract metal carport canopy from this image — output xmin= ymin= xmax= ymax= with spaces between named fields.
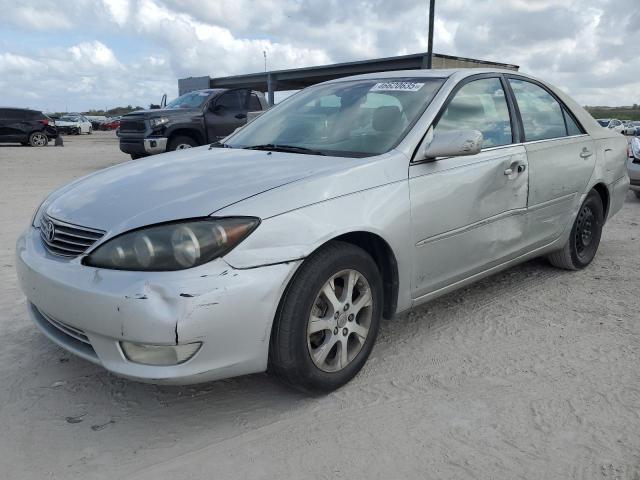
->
xmin=207 ymin=51 xmax=519 ymax=104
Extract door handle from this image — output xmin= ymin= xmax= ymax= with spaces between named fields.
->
xmin=504 ymin=164 xmax=526 ymax=176
xmin=580 ymin=148 xmax=593 ymax=159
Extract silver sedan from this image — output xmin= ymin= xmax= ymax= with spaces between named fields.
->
xmin=16 ymin=69 xmax=629 ymax=392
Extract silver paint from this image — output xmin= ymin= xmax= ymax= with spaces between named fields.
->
xmin=16 ymin=69 xmax=629 ymax=384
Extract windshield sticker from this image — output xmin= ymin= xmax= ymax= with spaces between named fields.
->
xmin=370 ymin=82 xmax=425 ymax=92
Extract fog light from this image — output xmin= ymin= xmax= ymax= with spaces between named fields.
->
xmin=120 ymin=342 xmax=201 ymax=366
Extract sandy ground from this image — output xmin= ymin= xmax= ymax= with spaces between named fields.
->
xmin=1 ymin=132 xmax=639 ymax=480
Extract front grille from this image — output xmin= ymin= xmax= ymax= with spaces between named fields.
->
xmin=119 ymin=119 xmax=146 ymax=132
xmin=39 ymin=215 xmax=105 ymax=257
xmin=38 ymin=309 xmax=91 ymax=345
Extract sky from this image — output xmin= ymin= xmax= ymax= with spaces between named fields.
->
xmin=0 ymin=0 xmax=637 ymax=112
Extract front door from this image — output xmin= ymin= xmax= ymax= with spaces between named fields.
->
xmin=205 ymin=89 xmax=250 ymax=141
xmin=410 ymin=76 xmax=529 ymax=299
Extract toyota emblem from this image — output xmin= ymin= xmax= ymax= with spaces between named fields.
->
xmin=42 ymin=218 xmax=55 ymax=242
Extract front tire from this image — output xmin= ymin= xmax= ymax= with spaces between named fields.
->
xmin=28 ymin=131 xmax=48 ymax=147
xmin=167 ymin=135 xmax=198 ymax=151
xmin=548 ymin=190 xmax=604 ymax=270
xmin=269 ymin=241 xmax=383 ymax=393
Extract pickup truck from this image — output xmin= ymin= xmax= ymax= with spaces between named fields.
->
xmin=118 ymin=88 xmax=268 ymax=159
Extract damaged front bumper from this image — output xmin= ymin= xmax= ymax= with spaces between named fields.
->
xmin=15 ymin=227 xmax=300 ymax=384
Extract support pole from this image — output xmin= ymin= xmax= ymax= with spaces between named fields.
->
xmin=423 ymin=0 xmax=435 ymax=69
xmin=267 ymin=73 xmax=275 ymax=107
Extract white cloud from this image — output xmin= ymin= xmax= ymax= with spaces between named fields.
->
xmin=0 ymin=0 xmax=638 ymax=110
xmin=102 ymin=0 xmax=130 ymax=27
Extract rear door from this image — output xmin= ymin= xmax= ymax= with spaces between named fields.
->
xmin=409 ymin=75 xmax=529 ymax=299
xmin=0 ymin=109 xmax=27 ymax=141
xmin=507 ymin=76 xmax=596 ymax=247
xmin=205 ymin=89 xmax=250 ymax=140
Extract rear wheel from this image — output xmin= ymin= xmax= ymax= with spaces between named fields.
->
xmin=548 ymin=190 xmax=604 ymax=270
xmin=168 ymin=135 xmax=198 ymax=151
xmin=28 ymin=132 xmax=48 ymax=147
xmin=269 ymin=241 xmax=383 ymax=393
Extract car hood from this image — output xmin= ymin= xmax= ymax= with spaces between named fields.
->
xmin=123 ymin=108 xmax=199 ymax=119
xmin=44 ymin=146 xmax=357 ymax=236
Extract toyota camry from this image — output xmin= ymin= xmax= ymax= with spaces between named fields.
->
xmin=16 ymin=69 xmax=629 ymax=392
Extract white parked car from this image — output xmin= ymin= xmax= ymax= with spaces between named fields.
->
xmin=16 ymin=69 xmax=629 ymax=392
xmin=55 ymin=115 xmax=93 ymax=135
xmin=597 ymin=118 xmax=626 ymax=134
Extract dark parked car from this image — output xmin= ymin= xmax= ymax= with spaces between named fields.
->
xmin=0 ymin=108 xmax=58 ymax=147
xmin=117 ymin=88 xmax=268 ymax=159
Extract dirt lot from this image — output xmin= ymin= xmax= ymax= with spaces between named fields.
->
xmin=1 ymin=132 xmax=639 ymax=479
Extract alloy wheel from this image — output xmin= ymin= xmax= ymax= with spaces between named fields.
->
xmin=31 ymin=133 xmax=47 ymax=146
xmin=307 ymin=269 xmax=373 ymax=372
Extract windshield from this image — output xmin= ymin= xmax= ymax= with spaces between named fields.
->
xmin=226 ymin=77 xmax=445 ymax=157
xmin=165 ymin=90 xmax=218 ymax=109
xmin=597 ymin=120 xmax=610 ymax=127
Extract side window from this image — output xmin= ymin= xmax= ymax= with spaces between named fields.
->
xmin=509 ymin=79 xmax=567 ymax=141
xmin=216 ymin=90 xmax=246 ymax=110
xmin=248 ymin=94 xmax=262 ymax=111
xmin=435 ymin=78 xmax=512 ymax=148
xmin=3 ymin=109 xmax=23 ymax=120
xmin=564 ymin=109 xmax=583 ymax=136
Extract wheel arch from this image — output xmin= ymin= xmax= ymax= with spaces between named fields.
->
xmin=167 ymin=128 xmax=204 ymax=146
xmin=276 ymin=231 xmax=400 ymax=321
xmin=591 ymin=182 xmax=610 ymax=220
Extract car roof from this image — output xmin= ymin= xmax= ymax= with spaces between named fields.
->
xmin=0 ymin=107 xmax=40 ymax=112
xmin=322 ymin=67 xmax=521 ymax=85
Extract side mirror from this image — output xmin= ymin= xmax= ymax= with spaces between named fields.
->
xmin=418 ymin=128 xmax=484 ymax=161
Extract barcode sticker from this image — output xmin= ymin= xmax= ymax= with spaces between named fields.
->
xmin=370 ymin=82 xmax=425 ymax=92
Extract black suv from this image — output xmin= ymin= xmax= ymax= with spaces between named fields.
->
xmin=118 ymin=88 xmax=268 ymax=159
xmin=0 ymin=108 xmax=58 ymax=147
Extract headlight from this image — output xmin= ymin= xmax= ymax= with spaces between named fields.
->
xmin=150 ymin=117 xmax=169 ymax=128
xmin=84 ymin=217 xmax=259 ymax=271
xmin=31 ymin=197 xmax=50 ymax=227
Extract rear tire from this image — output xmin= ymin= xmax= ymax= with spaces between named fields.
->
xmin=269 ymin=241 xmax=383 ymax=393
xmin=168 ymin=135 xmax=198 ymax=151
xmin=548 ymin=190 xmax=604 ymax=270
xmin=130 ymin=154 xmax=145 ymax=160
xmin=28 ymin=132 xmax=48 ymax=147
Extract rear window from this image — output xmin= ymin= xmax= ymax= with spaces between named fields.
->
xmin=509 ymin=79 xmax=567 ymax=141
